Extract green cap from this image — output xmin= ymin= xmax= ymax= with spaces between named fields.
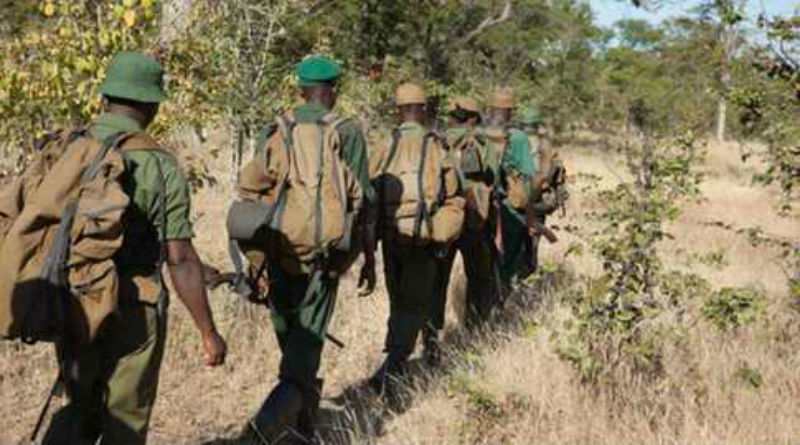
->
xmin=519 ymin=106 xmax=543 ymax=126
xmin=296 ymin=55 xmax=342 ymax=87
xmin=100 ymin=52 xmax=166 ymax=103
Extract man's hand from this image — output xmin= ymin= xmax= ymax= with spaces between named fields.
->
xmin=202 ymin=329 xmax=227 ymax=367
xmin=357 ymin=216 xmax=378 ymax=297
xmin=357 ymin=259 xmax=376 ymax=296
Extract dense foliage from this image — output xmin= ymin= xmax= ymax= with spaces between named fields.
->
xmin=1 ymin=1 xmax=796 ymax=147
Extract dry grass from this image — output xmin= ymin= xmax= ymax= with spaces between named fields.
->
xmin=1 ymin=134 xmax=797 ymax=445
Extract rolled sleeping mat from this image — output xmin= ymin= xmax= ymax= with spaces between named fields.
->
xmin=226 ymin=200 xmax=277 ymax=241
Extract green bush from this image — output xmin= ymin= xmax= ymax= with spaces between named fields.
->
xmin=702 ymin=286 xmax=766 ymax=331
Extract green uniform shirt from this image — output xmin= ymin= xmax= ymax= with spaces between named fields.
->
xmin=90 ymin=113 xmax=193 ymax=270
xmin=526 ymin=132 xmax=540 ymax=176
xmin=486 ymin=126 xmax=535 ymax=179
xmin=481 ymin=125 xmax=534 ymax=224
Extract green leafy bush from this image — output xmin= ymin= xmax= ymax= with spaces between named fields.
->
xmin=702 ymin=286 xmax=766 ymax=331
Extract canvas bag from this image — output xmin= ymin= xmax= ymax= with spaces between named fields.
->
xmin=485 ymin=127 xmax=530 ymax=211
xmin=377 ymin=129 xmax=461 ymax=244
xmin=234 ymin=112 xmax=362 ymax=276
xmin=450 ymin=130 xmax=492 ymax=230
xmin=0 ymin=130 xmax=161 ymax=344
xmin=531 ymin=138 xmax=568 ymax=215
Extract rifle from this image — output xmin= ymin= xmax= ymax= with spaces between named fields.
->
xmin=548 ymin=163 xmax=568 ymax=217
xmin=490 ymin=187 xmax=505 ymax=259
xmin=30 ymin=372 xmax=63 ymax=442
xmin=204 ymin=265 xmax=239 ymax=291
xmin=202 ymin=263 xmax=346 ymax=349
xmin=529 ymin=220 xmax=558 ymax=244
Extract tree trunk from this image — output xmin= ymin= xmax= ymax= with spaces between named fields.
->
xmin=716 ymin=96 xmax=727 ymax=142
xmin=716 ymin=37 xmax=733 ymax=143
xmin=714 ymin=0 xmax=745 ymax=143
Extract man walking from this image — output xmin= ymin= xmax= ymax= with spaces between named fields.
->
xmin=482 ymin=90 xmax=535 ymax=296
xmin=369 ymin=83 xmax=463 ymax=394
xmin=237 ymin=55 xmax=376 ymax=443
xmin=430 ymin=96 xmax=502 ymax=337
xmin=43 ymin=52 xmax=226 ymax=445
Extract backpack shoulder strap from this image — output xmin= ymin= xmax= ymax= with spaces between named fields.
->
xmin=473 ymin=130 xmax=488 ymax=147
xmin=318 ymin=111 xmax=358 ymax=254
xmin=319 ymin=111 xmax=350 ymax=129
xmin=377 ymin=128 xmax=402 ymax=233
xmin=319 ymin=111 xmax=338 ymax=125
xmin=250 ymin=123 xmax=278 ymax=159
xmin=34 ymin=130 xmax=67 ymax=152
xmin=118 ymin=133 xmax=159 ymax=150
xmin=268 ymin=114 xmax=295 ymax=233
xmin=320 ymin=113 xmax=353 ymax=157
xmin=413 ymin=132 xmax=434 ymax=241
xmin=424 ymin=130 xmax=448 ymax=196
xmin=426 ymin=130 xmax=446 ymax=148
xmin=275 ymin=113 xmax=296 ymax=161
xmin=381 ymin=128 xmax=402 ymax=175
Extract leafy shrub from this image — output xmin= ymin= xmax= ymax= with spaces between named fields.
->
xmin=702 ymin=286 xmax=766 ymax=331
xmin=556 ymin=131 xmax=706 ymax=385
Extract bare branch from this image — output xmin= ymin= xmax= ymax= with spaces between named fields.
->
xmin=308 ymin=0 xmax=338 ymax=19
xmin=458 ymin=0 xmax=512 ymax=45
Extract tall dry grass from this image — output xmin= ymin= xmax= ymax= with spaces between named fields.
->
xmin=0 ymin=133 xmax=797 ymax=445
xmin=369 ymin=138 xmax=799 ymax=445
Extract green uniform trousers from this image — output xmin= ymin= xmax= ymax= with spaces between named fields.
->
xmin=499 ymin=204 xmax=530 ymax=292
xmin=43 ymin=302 xmax=166 ymax=445
xmin=520 ymin=213 xmax=546 ymax=278
xmin=432 ymin=225 xmax=502 ymax=330
xmin=382 ymin=240 xmax=440 ymax=356
xmin=430 ymin=244 xmax=457 ymax=332
xmin=267 ymin=263 xmax=338 ymax=390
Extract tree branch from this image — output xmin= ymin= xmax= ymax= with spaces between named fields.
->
xmin=458 ymin=1 xmax=512 ymax=45
xmin=308 ymin=0 xmax=338 ymax=19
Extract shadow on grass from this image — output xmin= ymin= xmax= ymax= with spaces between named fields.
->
xmin=199 ymin=266 xmax=572 ymax=445
xmin=313 ymin=266 xmax=573 ymax=445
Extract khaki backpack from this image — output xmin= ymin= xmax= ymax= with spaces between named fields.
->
xmin=376 ymin=129 xmax=462 ymax=244
xmin=0 ymin=130 xmax=164 ymax=345
xmin=484 ymin=127 xmax=530 ymax=211
xmin=232 ymin=112 xmax=363 ymax=277
xmin=449 ymin=130 xmax=492 ymax=230
xmin=531 ymin=136 xmax=568 ymax=216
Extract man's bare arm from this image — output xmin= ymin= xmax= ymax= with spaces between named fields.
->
xmin=166 ymin=239 xmax=226 ymax=366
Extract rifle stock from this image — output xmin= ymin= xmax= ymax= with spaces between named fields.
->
xmin=529 ymin=221 xmax=558 ymax=244
xmin=203 ymin=263 xmax=345 ymax=349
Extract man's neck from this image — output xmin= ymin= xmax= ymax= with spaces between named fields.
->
xmin=105 ymin=108 xmax=147 ymax=129
xmin=304 ymin=99 xmax=331 ymax=110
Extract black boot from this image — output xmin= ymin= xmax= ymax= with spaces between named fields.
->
xmin=368 ymin=352 xmax=408 ymax=401
xmin=422 ymin=327 xmax=442 ymax=368
xmin=250 ymin=380 xmax=305 ymax=445
xmin=295 ymin=379 xmax=323 ymax=444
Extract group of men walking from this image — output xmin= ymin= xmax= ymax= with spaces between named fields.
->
xmin=3 ymin=52 xmax=561 ymax=445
